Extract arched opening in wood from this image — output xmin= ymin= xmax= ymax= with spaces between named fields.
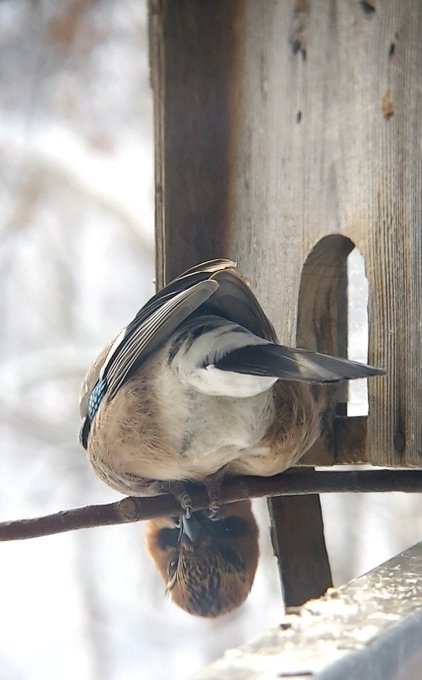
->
xmin=347 ymin=248 xmax=370 ymax=416
xmin=297 ymin=234 xmax=370 ymax=421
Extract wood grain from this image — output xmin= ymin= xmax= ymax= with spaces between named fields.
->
xmin=148 ymin=0 xmax=421 ymax=610
xmin=148 ymin=0 xmax=245 ymax=286
xmin=226 ymin=0 xmax=421 ymax=466
xmin=150 ymin=0 xmax=421 ymax=466
xmin=268 ymin=494 xmax=332 ymax=606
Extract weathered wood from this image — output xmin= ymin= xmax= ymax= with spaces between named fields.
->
xmin=192 ymin=541 xmax=422 ymax=679
xmin=148 ymin=0 xmax=245 ymax=286
xmin=226 ymin=1 xmax=421 ymax=466
xmin=150 ymin=0 xmax=421 ymax=467
xmin=268 ymin=494 xmax=332 ymax=606
xmin=301 ymin=416 xmax=367 ymax=466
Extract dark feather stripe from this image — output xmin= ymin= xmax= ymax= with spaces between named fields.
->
xmin=215 ymin=344 xmax=385 ymax=383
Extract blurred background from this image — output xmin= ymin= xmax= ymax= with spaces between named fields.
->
xmin=1 ymin=2 xmax=421 ymax=679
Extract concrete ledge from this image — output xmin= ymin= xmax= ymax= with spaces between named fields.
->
xmin=192 ymin=542 xmax=422 ymax=680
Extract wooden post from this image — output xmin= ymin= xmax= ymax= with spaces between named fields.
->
xmin=149 ymin=0 xmax=245 ymax=285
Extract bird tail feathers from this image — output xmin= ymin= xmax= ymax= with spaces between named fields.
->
xmin=214 ymin=343 xmax=385 ymax=384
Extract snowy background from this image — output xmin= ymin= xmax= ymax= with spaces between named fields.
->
xmin=1 ymin=2 xmax=421 ymax=679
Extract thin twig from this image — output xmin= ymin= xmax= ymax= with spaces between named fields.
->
xmin=1 ymin=469 xmax=422 ymax=541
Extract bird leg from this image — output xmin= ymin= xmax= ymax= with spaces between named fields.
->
xmin=164 ymin=470 xmax=227 ymax=519
xmin=204 ymin=469 xmax=226 ymax=518
xmin=165 ymin=481 xmax=193 ymax=519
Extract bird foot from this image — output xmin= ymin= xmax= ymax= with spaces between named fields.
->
xmin=178 ymin=493 xmax=192 ymax=520
xmin=166 ymin=481 xmax=193 ymax=519
xmin=207 ymin=500 xmax=220 ymax=520
xmin=205 ymin=470 xmax=226 ymax=519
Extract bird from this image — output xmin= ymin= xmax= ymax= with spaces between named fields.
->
xmin=144 ymin=500 xmax=259 ymax=617
xmin=79 ymin=258 xmax=384 ymax=511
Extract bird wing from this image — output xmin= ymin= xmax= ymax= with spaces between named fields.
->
xmin=79 ymin=260 xmax=233 ymax=422
xmin=125 ymin=258 xmax=236 ymax=332
xmin=79 ymin=338 xmax=115 ymax=418
xmin=214 ymin=343 xmax=385 ymax=383
xmin=83 ymin=258 xmax=278 ymax=406
xmin=101 ymin=279 xmax=219 ymax=400
xmin=207 ymin=268 xmax=278 ymax=343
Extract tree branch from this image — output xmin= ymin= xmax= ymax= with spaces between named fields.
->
xmin=1 ymin=469 xmax=422 ymax=541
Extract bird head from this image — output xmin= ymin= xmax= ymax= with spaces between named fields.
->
xmin=145 ymin=500 xmax=259 ymax=617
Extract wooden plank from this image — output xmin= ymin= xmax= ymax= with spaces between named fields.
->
xmin=192 ymin=541 xmax=422 ymax=679
xmin=268 ymin=494 xmax=332 ymax=607
xmin=226 ymin=0 xmax=421 ymax=466
xmin=301 ymin=416 xmax=367 ymax=466
xmin=148 ymin=0 xmax=245 ymax=286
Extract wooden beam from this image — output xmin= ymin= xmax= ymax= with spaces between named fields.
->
xmin=268 ymin=494 xmax=332 ymax=607
xmin=148 ymin=0 xmax=245 ymax=286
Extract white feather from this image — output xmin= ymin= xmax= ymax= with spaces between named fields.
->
xmin=170 ymin=322 xmax=276 ymax=398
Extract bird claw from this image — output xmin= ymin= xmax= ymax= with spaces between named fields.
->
xmin=180 ymin=495 xmax=192 ymax=520
xmin=207 ymin=499 xmax=220 ymax=519
xmin=166 ymin=482 xmax=193 ymax=519
xmin=205 ymin=469 xmax=225 ymax=519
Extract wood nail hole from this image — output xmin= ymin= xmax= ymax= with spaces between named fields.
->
xmin=360 ymin=1 xmax=376 ymax=15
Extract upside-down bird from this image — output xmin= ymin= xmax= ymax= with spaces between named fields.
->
xmin=79 ymin=259 xmax=384 ymax=510
xmin=145 ymin=500 xmax=259 ymax=617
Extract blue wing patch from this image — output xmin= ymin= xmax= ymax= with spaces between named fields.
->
xmin=79 ymin=378 xmax=108 ymax=450
xmin=88 ymin=377 xmax=108 ymax=420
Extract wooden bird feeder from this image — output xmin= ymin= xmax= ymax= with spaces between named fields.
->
xmin=149 ymin=0 xmax=421 ymax=675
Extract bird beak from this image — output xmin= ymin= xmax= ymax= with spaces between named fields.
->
xmin=180 ymin=514 xmax=201 ymax=544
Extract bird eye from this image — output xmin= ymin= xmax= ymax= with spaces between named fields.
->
xmin=168 ymin=557 xmax=178 ymax=577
